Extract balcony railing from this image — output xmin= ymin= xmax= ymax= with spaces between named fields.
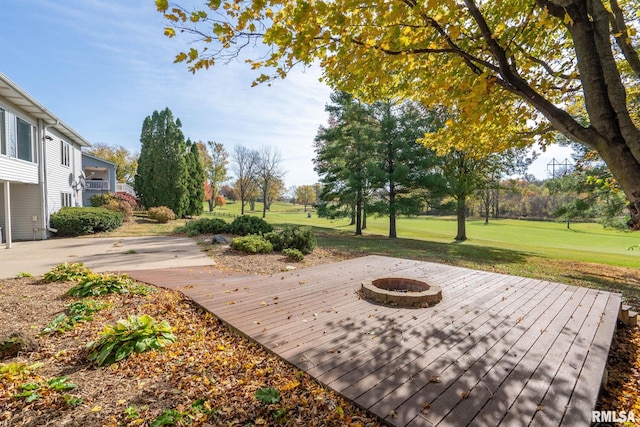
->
xmin=116 ymin=182 xmax=136 ymax=197
xmin=85 ymin=180 xmax=110 ymax=191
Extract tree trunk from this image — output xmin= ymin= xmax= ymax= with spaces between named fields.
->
xmin=362 ymin=203 xmax=367 ymax=230
xmin=455 ymin=197 xmax=467 ymax=241
xmin=355 ymin=188 xmax=363 ymax=235
xmin=389 ymin=190 xmax=397 ymax=238
xmin=469 ymin=1 xmax=640 ymax=229
xmin=262 ymin=191 xmax=267 ymax=218
xmin=240 ymin=197 xmax=246 ymax=215
xmin=207 ymin=199 xmax=214 ymax=212
xmin=484 ymin=189 xmax=490 ymax=225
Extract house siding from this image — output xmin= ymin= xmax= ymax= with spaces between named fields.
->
xmin=44 ymin=130 xmax=84 ymax=214
xmin=0 ymin=98 xmax=39 ymax=184
xmin=0 ymin=157 xmax=39 ymax=183
xmin=82 ymin=153 xmax=116 ymax=206
xmin=0 ymin=183 xmax=42 ymax=240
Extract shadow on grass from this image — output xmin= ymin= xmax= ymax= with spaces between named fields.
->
xmin=295 ymin=225 xmax=532 ymax=268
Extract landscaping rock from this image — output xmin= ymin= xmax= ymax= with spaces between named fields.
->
xmin=212 ymin=234 xmax=231 ymax=245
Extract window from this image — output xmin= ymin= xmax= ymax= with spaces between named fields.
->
xmin=8 ymin=113 xmax=16 ymax=158
xmin=1 ymin=110 xmax=36 ymax=162
xmin=0 ymin=108 xmax=5 ymax=156
xmin=61 ymin=141 xmax=70 ymax=167
xmin=16 ymin=117 xmax=34 ymax=162
xmin=61 ymin=192 xmax=72 ymax=207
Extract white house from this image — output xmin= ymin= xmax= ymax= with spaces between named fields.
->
xmin=0 ymin=72 xmax=91 ymax=248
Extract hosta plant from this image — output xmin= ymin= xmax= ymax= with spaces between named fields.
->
xmin=13 ymin=376 xmax=78 ymax=403
xmin=41 ymin=299 xmax=109 ymax=335
xmin=43 ymin=262 xmax=90 ymax=282
xmin=87 ymin=315 xmax=177 ymax=367
xmin=67 ymin=273 xmax=150 ymax=297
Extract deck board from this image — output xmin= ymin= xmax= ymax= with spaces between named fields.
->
xmin=125 ymin=255 xmax=620 ymax=427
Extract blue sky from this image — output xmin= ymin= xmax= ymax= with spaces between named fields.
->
xmin=1 ymin=0 xmax=572 ymax=188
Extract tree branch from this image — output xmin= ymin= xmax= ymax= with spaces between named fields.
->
xmin=609 ymin=0 xmax=640 ymax=79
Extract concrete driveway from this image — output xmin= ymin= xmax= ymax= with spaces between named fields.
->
xmin=0 ymin=236 xmax=214 ymax=279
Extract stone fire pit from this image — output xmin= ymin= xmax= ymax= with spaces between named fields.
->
xmin=360 ymin=277 xmax=442 ymax=308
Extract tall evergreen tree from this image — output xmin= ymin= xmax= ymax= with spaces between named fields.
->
xmin=314 ymin=92 xmax=376 ymax=235
xmin=134 ymin=108 xmax=189 ymax=217
xmin=368 ymin=101 xmax=446 ymax=238
xmin=185 ymin=139 xmax=205 ymax=216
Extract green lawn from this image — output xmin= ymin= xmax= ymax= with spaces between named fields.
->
xmin=208 ymin=201 xmax=640 ymax=269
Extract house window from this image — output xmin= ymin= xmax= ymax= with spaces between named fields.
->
xmin=1 ymin=110 xmax=36 ymax=162
xmin=61 ymin=141 xmax=70 ymax=167
xmin=0 ymin=108 xmax=5 ymax=156
xmin=16 ymin=117 xmax=34 ymax=162
xmin=61 ymin=192 xmax=72 ymax=207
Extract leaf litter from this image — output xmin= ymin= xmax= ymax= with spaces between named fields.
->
xmin=0 ymin=276 xmax=381 ymax=426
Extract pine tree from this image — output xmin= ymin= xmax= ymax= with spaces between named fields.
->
xmin=185 ymin=139 xmax=205 ymax=216
xmin=134 ymin=108 xmax=189 ymax=217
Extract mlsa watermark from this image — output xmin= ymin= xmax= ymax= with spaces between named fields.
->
xmin=592 ymin=411 xmax=636 ymax=424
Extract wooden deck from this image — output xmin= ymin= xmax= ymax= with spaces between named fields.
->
xmin=125 ymin=255 xmax=620 ymax=426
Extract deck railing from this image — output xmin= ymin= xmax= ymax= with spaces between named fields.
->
xmin=85 ymin=180 xmax=110 ymax=191
xmin=116 ymin=182 xmax=136 ymax=196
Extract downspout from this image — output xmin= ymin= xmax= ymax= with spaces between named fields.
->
xmin=40 ymin=120 xmax=58 ymax=239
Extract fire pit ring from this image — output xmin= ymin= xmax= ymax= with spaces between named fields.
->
xmin=361 ymin=277 xmax=442 ymax=308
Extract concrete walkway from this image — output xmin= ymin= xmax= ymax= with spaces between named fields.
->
xmin=0 ymin=236 xmax=214 ymax=279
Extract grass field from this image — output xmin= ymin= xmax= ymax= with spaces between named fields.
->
xmin=104 ymin=200 xmax=639 ymax=307
xmin=206 ymin=201 xmax=640 ymax=269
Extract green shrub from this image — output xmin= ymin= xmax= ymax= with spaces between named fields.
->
xmin=67 ymin=273 xmax=151 ymax=297
xmin=50 ymin=207 xmax=123 ymax=236
xmin=89 ymin=193 xmax=115 ymax=208
xmin=282 ymin=248 xmax=304 ymax=262
xmin=44 ymin=262 xmax=91 ymax=282
xmin=102 ymin=199 xmax=134 ymax=222
xmin=174 ymin=218 xmax=227 ymax=236
xmin=231 ymin=235 xmax=274 ymax=254
xmin=226 ymin=215 xmax=273 ymax=236
xmin=87 ymin=314 xmax=177 ymax=366
xmin=266 ymin=225 xmax=316 ymax=254
xmin=147 ymin=206 xmax=176 ymax=223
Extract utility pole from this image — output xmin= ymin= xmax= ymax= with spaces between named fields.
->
xmin=547 ymin=158 xmax=573 ymax=178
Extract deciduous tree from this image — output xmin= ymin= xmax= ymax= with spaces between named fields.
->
xmin=231 ymin=145 xmax=258 ymax=215
xmin=158 ymin=0 xmax=640 ymax=229
xmin=85 ymin=143 xmax=138 ymax=185
xmin=255 ymin=146 xmax=285 ymax=218
xmin=296 ymin=185 xmax=316 ymax=212
xmin=206 ymin=141 xmax=229 ymax=212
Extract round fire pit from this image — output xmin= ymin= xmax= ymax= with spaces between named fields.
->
xmin=361 ymin=277 xmax=442 ymax=308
